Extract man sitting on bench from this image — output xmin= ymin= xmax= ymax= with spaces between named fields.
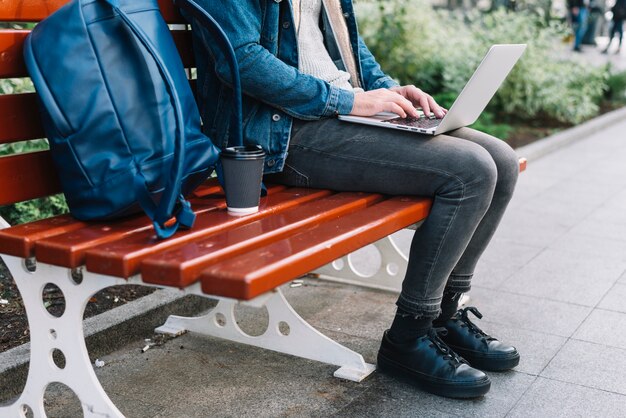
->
xmin=188 ymin=0 xmax=521 ymax=399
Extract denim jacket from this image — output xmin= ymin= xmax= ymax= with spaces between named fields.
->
xmin=188 ymin=0 xmax=398 ymax=173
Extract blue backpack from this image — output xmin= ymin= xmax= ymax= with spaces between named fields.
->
xmin=23 ymin=0 xmax=243 ymax=239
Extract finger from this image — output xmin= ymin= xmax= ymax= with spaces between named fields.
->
xmin=396 ymin=95 xmax=419 ymax=118
xmin=384 ymin=102 xmax=407 ymax=118
xmin=419 ymin=96 xmax=431 ymax=118
xmin=402 ymin=86 xmax=423 ymax=106
xmin=427 ymin=96 xmax=445 ymax=118
xmin=387 ymin=91 xmax=419 ymax=117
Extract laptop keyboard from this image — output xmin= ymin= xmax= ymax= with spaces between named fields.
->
xmin=383 ymin=115 xmax=441 ymax=129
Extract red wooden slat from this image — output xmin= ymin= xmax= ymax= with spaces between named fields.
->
xmin=0 ymin=0 xmax=68 ymax=21
xmin=191 ymin=182 xmax=222 ymax=198
xmin=0 ymin=214 xmax=85 ymax=258
xmin=0 ymin=30 xmax=28 ymax=78
xmin=0 ymin=0 xmax=184 ymax=23
xmin=34 ymin=184 xmax=285 ymax=268
xmin=35 ymin=195 xmax=224 ymax=268
xmin=199 ymin=197 xmax=433 ymax=300
xmin=84 ymin=188 xmax=330 ymax=278
xmin=519 ymin=158 xmax=527 ymax=172
xmin=0 ymin=93 xmax=45 ymax=143
xmin=0 ymin=151 xmax=61 ymax=206
xmin=0 ymin=178 xmax=221 ymax=260
xmin=140 ymin=192 xmax=384 ymax=288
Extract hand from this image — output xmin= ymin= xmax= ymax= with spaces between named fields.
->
xmin=390 ymin=85 xmax=447 ymax=119
xmin=350 ymin=88 xmax=420 ymax=118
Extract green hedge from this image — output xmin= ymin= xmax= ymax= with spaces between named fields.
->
xmin=356 ymin=0 xmax=609 ymax=125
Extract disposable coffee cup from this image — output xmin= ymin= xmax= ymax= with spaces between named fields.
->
xmin=220 ymin=145 xmax=266 ymax=215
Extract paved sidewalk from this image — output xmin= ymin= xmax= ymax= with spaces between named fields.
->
xmin=563 ymin=36 xmax=626 ymax=72
xmin=9 ymin=115 xmax=626 ymax=417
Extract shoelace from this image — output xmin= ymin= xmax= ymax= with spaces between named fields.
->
xmin=457 ymin=307 xmax=496 ymax=343
xmin=428 ymin=327 xmax=466 ymax=366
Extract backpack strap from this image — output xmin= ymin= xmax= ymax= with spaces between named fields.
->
xmin=100 ymin=0 xmax=196 ymax=239
xmin=175 ymin=0 xmax=244 ymax=148
xmin=176 ymin=0 xmax=262 ymax=195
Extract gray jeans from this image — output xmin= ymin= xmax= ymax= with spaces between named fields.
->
xmin=265 ymin=118 xmax=519 ymax=318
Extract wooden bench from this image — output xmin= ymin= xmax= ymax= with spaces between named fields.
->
xmin=0 ymin=1 xmax=527 ymax=416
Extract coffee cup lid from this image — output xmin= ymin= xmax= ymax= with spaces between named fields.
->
xmin=221 ymin=145 xmax=265 ymax=160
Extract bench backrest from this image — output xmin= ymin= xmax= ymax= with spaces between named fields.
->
xmin=0 ymin=0 xmax=193 ymax=207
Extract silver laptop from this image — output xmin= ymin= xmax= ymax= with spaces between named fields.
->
xmin=339 ymin=44 xmax=526 ymax=136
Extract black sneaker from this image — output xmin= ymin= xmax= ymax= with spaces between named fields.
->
xmin=439 ymin=307 xmax=520 ymax=372
xmin=377 ymin=328 xmax=491 ymax=398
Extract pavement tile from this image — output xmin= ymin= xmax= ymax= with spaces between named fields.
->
xmin=522 ymin=157 xmax=584 ymax=181
xmin=282 ymin=280 xmax=398 ymax=341
xmin=533 ymin=176 xmax=618 ymax=205
xmin=508 ymin=377 xmax=626 ymax=418
xmin=518 ymin=196 xmax=598 ymax=227
xmin=41 ymin=382 xmax=165 ymax=418
xmin=575 ymin=164 xmax=626 ymax=187
xmin=549 ymin=231 xmax=626 ymax=261
xmin=573 ymin=309 xmax=626 ymax=350
xmin=568 ymin=218 xmax=626 ymax=243
xmin=331 ymin=370 xmax=535 ymax=418
xmin=491 ymin=209 xmax=570 ymax=248
xmin=598 ymin=284 xmax=626 ymax=313
xmin=471 ymin=239 xmax=544 ymax=289
xmin=588 ymin=205 xmax=626 ymax=226
xmin=94 ymin=331 xmax=375 ymax=418
xmin=500 ymin=249 xmax=626 ymax=306
xmin=540 ymin=339 xmax=626 ymax=395
xmin=468 ymin=287 xmax=591 ymax=338
xmin=510 ymin=173 xmax=563 ymax=202
xmin=606 ymin=188 xmax=626 ymax=210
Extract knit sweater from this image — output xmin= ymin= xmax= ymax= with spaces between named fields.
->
xmin=294 ymin=0 xmax=353 ymax=91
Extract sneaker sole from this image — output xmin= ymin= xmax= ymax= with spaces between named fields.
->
xmin=450 ymin=347 xmax=520 ymax=372
xmin=377 ymin=352 xmax=491 ymax=399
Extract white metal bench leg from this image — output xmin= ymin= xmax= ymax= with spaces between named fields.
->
xmin=156 ymin=289 xmax=376 ymax=382
xmin=311 ymin=235 xmax=409 ymax=292
xmin=311 ymin=230 xmax=472 ymax=304
xmin=0 ymin=256 xmax=126 ymax=418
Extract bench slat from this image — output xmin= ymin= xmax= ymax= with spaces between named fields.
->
xmin=0 ymin=214 xmax=85 ymax=258
xmin=83 ymin=187 xmax=330 ymax=278
xmin=0 ymin=178 xmax=223 ymax=259
xmin=0 ymin=93 xmax=45 ymax=143
xmin=33 ymin=184 xmax=286 ymax=268
xmin=0 ymin=30 xmax=28 ymax=78
xmin=140 ymin=192 xmax=385 ymax=288
xmin=0 ymin=0 xmax=184 ymax=23
xmin=199 ymin=196 xmax=433 ymax=300
xmin=0 ymin=29 xmax=194 ymax=79
xmin=0 ymin=150 xmax=61 ymax=206
xmin=33 ymin=197 xmax=222 ymax=268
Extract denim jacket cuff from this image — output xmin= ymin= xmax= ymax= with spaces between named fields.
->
xmin=323 ymin=85 xmax=355 ymax=117
xmin=370 ymin=76 xmax=400 ymax=90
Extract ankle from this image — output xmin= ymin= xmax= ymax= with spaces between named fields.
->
xmin=388 ymin=307 xmax=433 ymax=343
xmin=433 ymin=291 xmax=463 ymax=327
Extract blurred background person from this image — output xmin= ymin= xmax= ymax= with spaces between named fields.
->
xmin=603 ymin=0 xmax=626 ymax=53
xmin=569 ymin=0 xmax=591 ymax=51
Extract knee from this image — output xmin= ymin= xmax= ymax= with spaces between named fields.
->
xmin=440 ymin=146 xmax=497 ymax=206
xmin=462 ymin=146 xmax=498 ymax=197
xmin=492 ymin=142 xmax=520 ymax=198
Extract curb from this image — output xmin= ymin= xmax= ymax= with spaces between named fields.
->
xmin=515 ymin=106 xmax=626 ymax=159
xmin=0 ymin=289 xmax=215 ymax=403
